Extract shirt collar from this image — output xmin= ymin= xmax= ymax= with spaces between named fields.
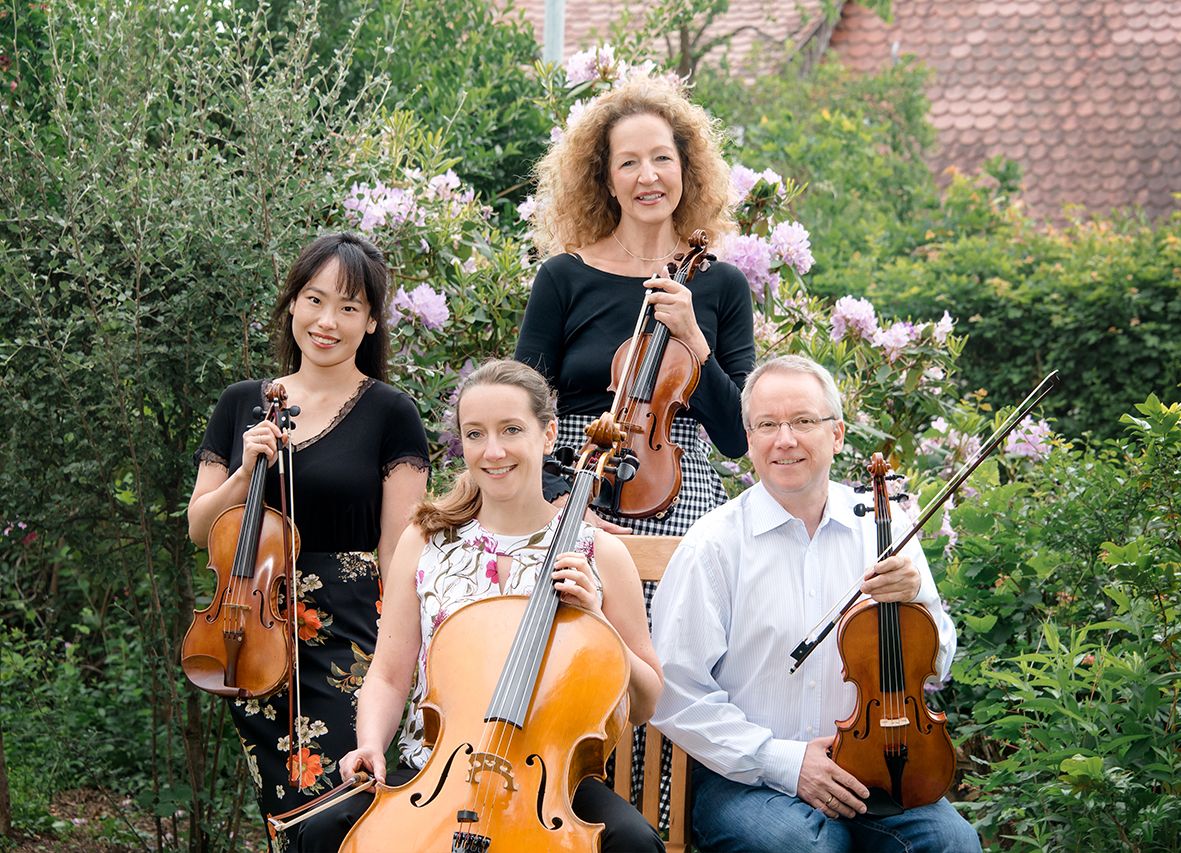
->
xmin=749 ymin=480 xmax=858 ymax=537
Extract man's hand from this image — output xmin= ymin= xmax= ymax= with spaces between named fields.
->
xmin=796 ymin=736 xmax=869 ymax=820
xmin=860 ymin=554 xmax=921 ymax=603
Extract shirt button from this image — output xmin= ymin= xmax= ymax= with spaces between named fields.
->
xmin=809 ymin=589 xmax=816 ymax=597
xmin=807 ymin=724 xmax=814 ymax=733
xmin=809 ymin=680 xmax=817 ymax=689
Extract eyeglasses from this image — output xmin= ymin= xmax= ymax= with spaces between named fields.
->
xmin=748 ymin=416 xmax=836 ymax=437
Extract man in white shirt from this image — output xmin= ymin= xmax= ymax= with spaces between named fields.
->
xmin=650 ymin=355 xmax=980 ymax=852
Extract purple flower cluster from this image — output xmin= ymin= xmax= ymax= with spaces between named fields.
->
xmin=830 ymin=296 xmax=879 ymax=341
xmin=1004 ymin=416 xmax=1054 ymax=459
xmin=392 ymin=283 xmax=449 ymax=331
xmin=769 ymin=220 xmax=814 ymax=276
xmin=873 ymin=320 xmax=918 ymax=363
xmin=343 ymin=181 xmax=423 ymax=233
xmin=729 ymin=164 xmax=786 ymax=204
xmin=718 ymin=233 xmax=778 ymax=302
xmin=933 ymin=311 xmax=954 ymax=343
xmin=564 ymin=45 xmax=618 ymax=86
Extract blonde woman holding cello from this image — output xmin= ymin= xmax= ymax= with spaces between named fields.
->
xmin=297 ymin=359 xmax=664 ymax=852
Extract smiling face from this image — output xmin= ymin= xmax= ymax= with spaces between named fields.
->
xmin=606 ymin=112 xmax=683 ymax=230
xmin=746 ymin=369 xmax=846 ymax=515
xmin=288 ymin=257 xmax=377 ymax=372
xmin=458 ymin=384 xmax=557 ymax=504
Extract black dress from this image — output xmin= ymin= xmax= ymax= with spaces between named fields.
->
xmin=515 ymin=253 xmax=756 ymax=827
xmin=193 ymin=377 xmax=429 ymax=850
xmin=515 ymin=252 xmax=755 ymax=535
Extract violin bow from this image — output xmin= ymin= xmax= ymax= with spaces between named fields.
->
xmin=266 ymin=772 xmax=374 ymax=833
xmin=788 ymin=370 xmax=1060 ymax=673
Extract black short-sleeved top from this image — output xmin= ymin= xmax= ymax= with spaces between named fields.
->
xmin=193 ymin=378 xmax=429 ymax=553
xmin=514 ymin=253 xmax=756 ymax=458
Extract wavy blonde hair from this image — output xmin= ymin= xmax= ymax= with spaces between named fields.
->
xmin=413 ymin=360 xmax=558 ymax=536
xmin=532 ymin=75 xmax=735 ymax=257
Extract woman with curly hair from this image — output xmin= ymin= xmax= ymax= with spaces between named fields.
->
xmin=514 ymin=73 xmax=756 ymax=829
xmin=515 ymin=73 xmax=755 ymax=537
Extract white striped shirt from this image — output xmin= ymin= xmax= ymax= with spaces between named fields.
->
xmin=650 ymin=480 xmax=956 ymax=797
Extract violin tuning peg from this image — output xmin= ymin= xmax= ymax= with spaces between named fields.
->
xmin=666 ymin=262 xmax=678 ymax=276
xmin=673 ymin=252 xmax=685 ymax=262
xmin=698 ymin=260 xmax=711 ymax=273
xmin=705 ymin=252 xmax=717 ymax=262
xmin=854 ymin=503 xmax=870 ymax=517
xmin=853 ymin=483 xmax=869 ymax=493
xmin=554 ymin=446 xmax=574 ymax=466
xmin=891 ymin=493 xmax=909 ymax=502
xmin=252 ymin=406 xmax=263 ymax=418
xmin=288 ymin=405 xmax=301 ymax=417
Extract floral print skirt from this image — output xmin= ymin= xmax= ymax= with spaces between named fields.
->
xmin=227 ymin=550 xmax=380 ymax=851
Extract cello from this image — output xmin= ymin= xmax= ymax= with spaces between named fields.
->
xmin=338 ymin=420 xmax=634 ymax=852
xmin=585 ymin=229 xmax=712 ymax=519
xmin=828 ymin=453 xmax=954 ymax=815
xmin=181 ymin=383 xmax=300 ymax=700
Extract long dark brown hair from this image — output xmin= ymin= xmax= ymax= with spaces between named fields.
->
xmin=270 ymin=232 xmax=390 ymax=381
xmin=413 ymin=360 xmax=558 ymax=536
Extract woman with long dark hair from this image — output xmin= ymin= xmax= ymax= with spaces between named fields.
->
xmin=187 ymin=232 xmax=429 ymax=849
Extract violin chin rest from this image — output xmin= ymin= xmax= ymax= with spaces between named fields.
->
xmin=859 ymin=788 xmax=905 ymax=818
xmin=182 ymin=654 xmax=246 ymax=698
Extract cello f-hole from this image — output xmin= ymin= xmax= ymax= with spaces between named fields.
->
xmin=524 ymin=754 xmax=562 ymax=831
xmin=411 ymin=743 xmax=474 ymax=809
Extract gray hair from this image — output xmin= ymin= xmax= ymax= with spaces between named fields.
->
xmin=741 ymin=355 xmax=844 ymax=426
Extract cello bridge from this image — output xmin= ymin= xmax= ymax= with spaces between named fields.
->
xmin=879 ymin=716 xmax=911 ymax=729
xmin=467 ymin=752 xmax=517 ymax=792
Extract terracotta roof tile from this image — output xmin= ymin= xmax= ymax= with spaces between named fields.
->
xmin=510 ymin=0 xmax=830 ymax=78
xmin=828 ymin=1 xmax=1181 ymax=220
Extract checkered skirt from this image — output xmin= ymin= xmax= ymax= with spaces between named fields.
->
xmin=555 ymin=413 xmax=729 ymax=829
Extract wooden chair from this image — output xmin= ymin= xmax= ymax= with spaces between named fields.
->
xmin=614 ymin=535 xmax=692 ymax=853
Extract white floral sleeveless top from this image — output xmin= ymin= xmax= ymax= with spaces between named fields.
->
xmin=399 ymin=515 xmax=600 ymax=769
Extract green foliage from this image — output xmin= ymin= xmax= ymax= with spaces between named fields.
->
xmin=0 ymin=0 xmax=385 ymax=844
xmin=932 ymin=395 xmax=1181 ymax=851
xmin=857 ymin=193 xmax=1181 ymax=439
xmin=305 ymin=0 xmax=550 ymax=202
xmin=696 ymin=58 xmax=940 ymax=288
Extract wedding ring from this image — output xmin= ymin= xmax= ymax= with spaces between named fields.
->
xmin=824 ymin=794 xmax=834 ymax=805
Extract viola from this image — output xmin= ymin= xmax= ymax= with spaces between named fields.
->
xmin=339 ymin=422 xmax=633 ymax=852
xmin=181 ymin=384 xmax=301 ymax=700
xmin=828 ymin=454 xmax=954 ymax=815
xmin=586 ymin=229 xmax=712 ymax=519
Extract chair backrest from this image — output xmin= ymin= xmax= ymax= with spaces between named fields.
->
xmin=615 ymin=535 xmax=691 ymax=853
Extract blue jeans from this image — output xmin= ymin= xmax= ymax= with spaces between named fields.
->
xmin=692 ymin=766 xmax=981 ymax=853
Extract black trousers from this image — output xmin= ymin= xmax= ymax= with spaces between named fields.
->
xmin=297 ymin=765 xmax=664 ymax=852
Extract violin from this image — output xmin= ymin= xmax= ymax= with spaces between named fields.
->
xmin=182 ymin=384 xmax=301 ymax=700
xmin=828 ymin=454 xmax=954 ymax=815
xmin=339 ymin=420 xmax=633 ymax=852
xmin=586 ymin=229 xmax=713 ymax=519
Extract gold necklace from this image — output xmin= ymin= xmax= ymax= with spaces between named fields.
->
xmin=611 ymin=230 xmax=680 ymax=263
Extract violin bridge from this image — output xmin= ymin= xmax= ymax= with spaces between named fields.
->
xmin=466 ymin=751 xmax=518 ymax=793
xmin=879 ymin=716 xmax=911 ymax=728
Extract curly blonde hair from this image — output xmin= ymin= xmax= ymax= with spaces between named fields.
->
xmin=532 ymin=75 xmax=735 ymax=257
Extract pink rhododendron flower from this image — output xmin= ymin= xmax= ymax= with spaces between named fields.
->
xmin=873 ymin=321 xmax=917 ymax=363
xmin=392 ymin=284 xmax=449 ymax=331
xmin=516 ymin=194 xmax=538 ymax=223
xmin=1004 ymin=416 xmax=1054 ymax=459
xmin=342 ymin=181 xmax=422 ymax=233
xmin=564 ymin=44 xmax=618 ymax=86
xmin=830 ymin=296 xmax=878 ymax=341
xmin=718 ymin=234 xmax=777 ymax=302
xmin=729 ymin=164 xmax=760 ymax=204
xmin=769 ymin=220 xmax=814 ymax=276
xmin=426 ymin=170 xmax=461 ymax=200
xmin=933 ymin=311 xmax=955 ymax=343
